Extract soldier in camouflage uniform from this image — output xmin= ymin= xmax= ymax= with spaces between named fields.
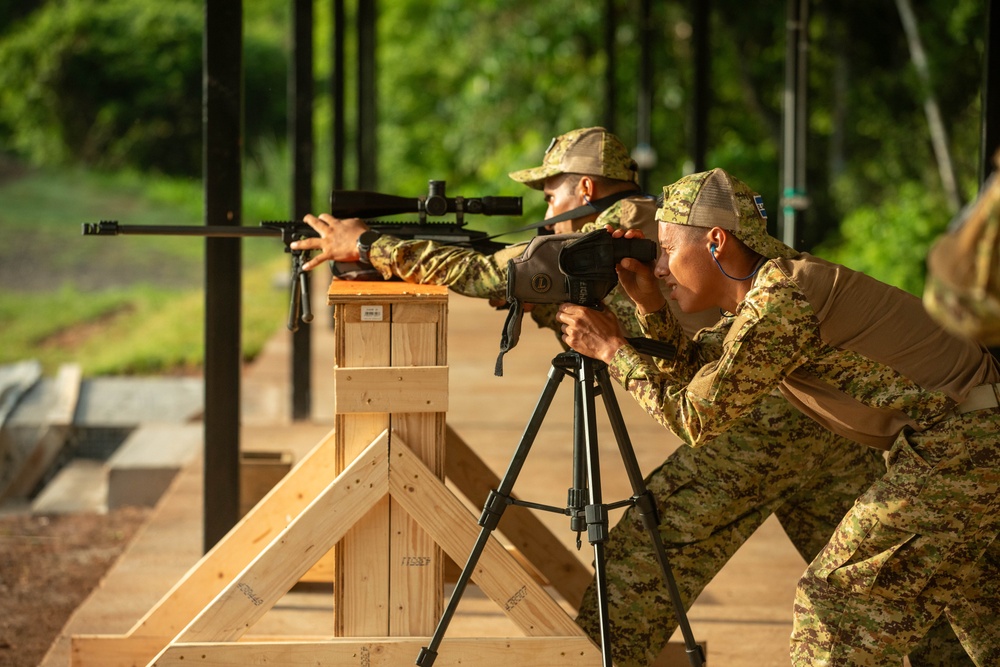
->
xmin=924 ymin=158 xmax=1000 ymax=346
xmin=556 ymin=167 xmax=1000 ymax=665
xmin=292 ymin=130 xmax=967 ymax=665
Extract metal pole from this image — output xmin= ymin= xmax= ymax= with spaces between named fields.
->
xmin=780 ymin=0 xmax=809 ymax=249
xmin=983 ymin=0 xmax=1000 ymax=183
xmin=603 ymin=0 xmax=618 ymax=132
xmin=357 ymin=0 xmax=377 ymax=190
xmin=635 ymin=0 xmax=656 ymax=191
xmin=290 ymin=0 xmax=314 ymax=421
xmin=332 ymin=0 xmax=346 ymax=191
xmin=202 ymin=0 xmax=243 ymax=551
xmin=691 ymin=0 xmax=710 ymax=172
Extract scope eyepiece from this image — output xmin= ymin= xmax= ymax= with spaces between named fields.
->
xmin=475 ymin=196 xmax=523 ymax=217
xmin=611 ymin=236 xmax=657 ymax=263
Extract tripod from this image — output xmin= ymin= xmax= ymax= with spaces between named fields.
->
xmin=417 ymin=350 xmax=705 ymax=667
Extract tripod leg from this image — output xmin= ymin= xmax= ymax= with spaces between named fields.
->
xmin=417 ymin=360 xmax=568 ymax=667
xmin=594 ymin=365 xmax=706 ymax=667
xmin=568 ymin=375 xmax=588 ymax=545
xmin=577 ymin=356 xmax=615 ymax=667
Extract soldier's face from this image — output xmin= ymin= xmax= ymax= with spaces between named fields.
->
xmin=654 ymin=222 xmax=719 ymax=312
xmin=541 ymin=175 xmax=589 ymax=234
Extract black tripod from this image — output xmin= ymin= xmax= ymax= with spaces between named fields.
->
xmin=417 ymin=350 xmax=705 ymax=667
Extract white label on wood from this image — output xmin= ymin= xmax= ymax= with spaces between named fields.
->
xmin=361 ymin=305 xmax=384 ymax=321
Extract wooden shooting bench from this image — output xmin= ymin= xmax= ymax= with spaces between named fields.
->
xmin=70 ymin=280 xmax=602 ymax=666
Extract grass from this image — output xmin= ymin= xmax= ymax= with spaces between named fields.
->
xmin=0 ymin=161 xmax=300 ymax=376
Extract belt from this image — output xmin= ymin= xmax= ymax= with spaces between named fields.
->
xmin=955 ymin=383 xmax=1000 ymax=414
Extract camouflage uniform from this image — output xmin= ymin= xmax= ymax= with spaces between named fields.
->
xmin=360 ymin=131 xmax=969 ymax=663
xmin=613 ymin=168 xmax=1000 ymax=665
xmin=924 ymin=164 xmax=1000 ymax=346
xmin=364 ymin=196 xmax=967 ymax=665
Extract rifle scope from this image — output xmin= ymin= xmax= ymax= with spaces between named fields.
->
xmin=329 ymin=180 xmax=521 ymax=220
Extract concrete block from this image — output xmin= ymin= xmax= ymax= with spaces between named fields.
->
xmin=31 ymin=459 xmax=108 ymax=514
xmin=75 ymin=377 xmax=203 ymax=427
xmin=106 ymin=423 xmax=202 ymax=509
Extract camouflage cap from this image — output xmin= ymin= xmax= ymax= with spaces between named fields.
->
xmin=508 ymin=127 xmax=640 ymax=190
xmin=655 ymin=168 xmax=798 ymax=259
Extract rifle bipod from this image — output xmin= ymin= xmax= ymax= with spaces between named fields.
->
xmin=416 ymin=350 xmax=705 ymax=667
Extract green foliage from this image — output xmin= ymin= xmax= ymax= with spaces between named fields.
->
xmin=0 ymin=0 xmax=289 ymax=176
xmin=813 ymin=181 xmax=953 ymax=296
xmin=368 ymin=0 xmax=985 ymax=268
xmin=0 ymin=0 xmax=203 ymax=173
xmin=377 ymin=1 xmax=606 ymax=200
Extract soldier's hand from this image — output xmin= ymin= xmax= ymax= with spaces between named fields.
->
xmin=292 ymin=214 xmax=370 ymax=271
xmin=617 ymin=258 xmax=665 ymax=314
xmin=607 ymin=226 xmax=665 ymax=314
xmin=555 ymin=303 xmax=627 ymax=363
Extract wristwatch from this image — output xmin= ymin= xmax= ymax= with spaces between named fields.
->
xmin=356 ymin=230 xmax=382 ymax=265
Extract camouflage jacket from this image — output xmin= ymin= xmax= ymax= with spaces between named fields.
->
xmin=610 ymin=254 xmax=1000 ymax=450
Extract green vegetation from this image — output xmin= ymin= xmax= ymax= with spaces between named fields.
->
xmin=0 ymin=0 xmax=989 ymax=375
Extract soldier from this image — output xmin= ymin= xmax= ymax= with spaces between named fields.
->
xmin=924 ymin=156 xmax=1000 ymax=346
xmin=556 ymin=167 xmax=999 ymax=665
xmin=291 ymin=130 xmax=966 ymax=666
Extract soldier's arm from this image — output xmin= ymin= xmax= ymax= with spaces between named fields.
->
xmin=367 ymin=236 xmax=526 ymax=300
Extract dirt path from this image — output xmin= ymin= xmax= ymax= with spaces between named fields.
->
xmin=0 ymin=508 xmax=149 ymax=667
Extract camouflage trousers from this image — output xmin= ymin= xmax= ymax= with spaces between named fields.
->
xmin=574 ymin=395 xmax=972 ymax=667
xmin=791 ymin=407 xmax=1000 ymax=666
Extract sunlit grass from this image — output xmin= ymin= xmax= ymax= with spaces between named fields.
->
xmin=0 ymin=157 xmax=312 ymax=376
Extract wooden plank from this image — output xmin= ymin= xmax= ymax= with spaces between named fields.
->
xmin=71 ymin=634 xmax=169 ymax=667
xmin=1 ymin=362 xmax=81 ymax=500
xmin=444 ymin=426 xmax=592 ymax=610
xmin=125 ymin=429 xmax=338 ymax=636
xmin=335 ymin=303 xmax=391 ymax=636
xmin=0 ymin=359 xmax=41 ymax=425
xmin=78 ymin=634 xmax=702 ymax=667
xmin=389 ymin=303 xmax=445 ymax=636
xmin=152 ymin=637 xmax=601 ymax=666
xmin=328 ymin=279 xmax=449 ymax=303
xmin=171 ymin=434 xmax=391 ymax=645
xmin=333 ymin=366 xmax=448 ymax=413
xmin=389 ymin=438 xmax=583 ymax=637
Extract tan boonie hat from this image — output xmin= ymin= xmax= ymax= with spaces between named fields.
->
xmin=655 ymin=168 xmax=798 ymax=259
xmin=508 ymin=126 xmax=640 ymax=190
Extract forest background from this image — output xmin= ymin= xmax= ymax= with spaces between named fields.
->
xmin=0 ymin=0 xmax=988 ymax=375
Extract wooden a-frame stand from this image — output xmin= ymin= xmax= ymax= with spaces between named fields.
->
xmin=71 ymin=281 xmax=603 ymax=666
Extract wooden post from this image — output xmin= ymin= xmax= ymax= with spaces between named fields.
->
xmin=329 ymin=280 xmax=447 ymax=636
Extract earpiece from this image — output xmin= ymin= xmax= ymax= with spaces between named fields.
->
xmin=710 ymin=243 xmax=717 ymax=254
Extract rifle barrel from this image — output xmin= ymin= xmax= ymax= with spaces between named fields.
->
xmin=81 ymin=221 xmax=311 ymax=238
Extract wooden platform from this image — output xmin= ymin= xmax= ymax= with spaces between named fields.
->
xmin=41 ymin=289 xmax=812 ymax=667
